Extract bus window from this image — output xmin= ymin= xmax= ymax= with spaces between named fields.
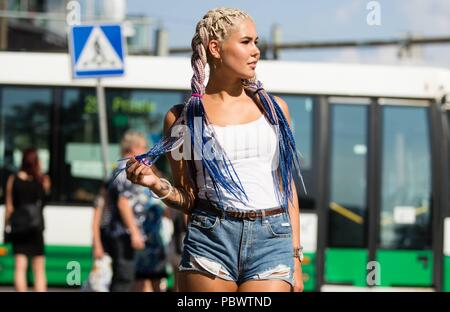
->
xmin=328 ymin=104 xmax=368 ymax=247
xmin=0 ymin=87 xmax=52 ymax=203
xmin=57 ymin=87 xmax=100 ymax=203
xmin=57 ymin=88 xmax=185 ymax=204
xmin=106 ymin=88 xmax=186 ymax=175
xmin=380 ymin=106 xmax=432 ymax=249
xmin=274 ymin=95 xmax=316 ymax=210
xmin=105 ymin=89 xmax=183 ymax=148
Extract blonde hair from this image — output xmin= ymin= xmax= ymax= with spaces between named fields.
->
xmin=191 ymin=7 xmax=256 ymax=95
xmin=120 ymin=130 xmax=148 ymax=155
xmin=195 ymin=8 xmax=251 ymax=44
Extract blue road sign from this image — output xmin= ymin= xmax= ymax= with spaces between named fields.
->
xmin=70 ymin=24 xmax=126 ymax=78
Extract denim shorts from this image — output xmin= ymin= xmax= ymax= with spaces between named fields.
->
xmin=178 ymin=205 xmax=294 ymax=287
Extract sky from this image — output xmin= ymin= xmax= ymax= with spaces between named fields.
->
xmin=126 ymin=0 xmax=450 ymax=68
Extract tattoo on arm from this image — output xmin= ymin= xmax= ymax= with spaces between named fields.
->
xmin=162 ymin=186 xmax=193 ymax=213
xmin=159 ymin=182 xmax=170 ymax=194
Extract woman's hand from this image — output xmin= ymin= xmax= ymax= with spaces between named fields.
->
xmin=93 ymin=244 xmax=105 ymax=259
xmin=292 ymin=259 xmax=304 ymax=292
xmin=130 ymin=231 xmax=145 ymax=250
xmin=125 ymin=158 xmax=159 ymax=189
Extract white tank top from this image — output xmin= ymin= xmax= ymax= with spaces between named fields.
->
xmin=194 ymin=114 xmax=280 ymax=210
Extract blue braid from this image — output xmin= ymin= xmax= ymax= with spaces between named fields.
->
xmin=255 ymin=90 xmax=305 ymax=210
xmin=186 ymin=96 xmax=248 ymax=203
xmin=114 ymin=95 xmax=249 ymax=206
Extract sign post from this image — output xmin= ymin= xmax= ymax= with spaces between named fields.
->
xmin=69 ymin=24 xmax=126 ymax=179
xmin=96 ymin=78 xmax=110 ymax=179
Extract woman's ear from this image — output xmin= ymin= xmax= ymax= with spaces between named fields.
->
xmin=208 ymin=39 xmax=221 ymax=60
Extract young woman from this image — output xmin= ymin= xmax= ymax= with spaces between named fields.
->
xmin=4 ymin=148 xmax=51 ymax=292
xmin=126 ymin=7 xmax=304 ymax=292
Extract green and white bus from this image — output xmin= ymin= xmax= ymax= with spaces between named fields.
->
xmin=0 ymin=51 xmax=449 ymax=291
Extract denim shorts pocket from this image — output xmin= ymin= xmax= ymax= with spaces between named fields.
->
xmin=264 ymin=213 xmax=291 ymax=238
xmin=189 ymin=211 xmax=219 ymax=231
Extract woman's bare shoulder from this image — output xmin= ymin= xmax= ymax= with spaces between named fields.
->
xmin=163 ymin=104 xmax=184 ymax=132
xmin=16 ymin=171 xmax=28 ymax=181
xmin=273 ymin=96 xmax=291 ymax=123
xmin=274 ymin=95 xmax=288 ymax=113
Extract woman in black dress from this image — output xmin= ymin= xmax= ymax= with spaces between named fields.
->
xmin=4 ymin=148 xmax=51 ymax=291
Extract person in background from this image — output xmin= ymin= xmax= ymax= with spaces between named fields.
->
xmin=133 ymin=198 xmax=173 ymax=292
xmin=92 ymin=188 xmax=108 ymax=261
xmin=93 ymin=130 xmax=158 ymax=292
xmin=92 ymin=131 xmax=174 ymax=292
xmin=84 ymin=188 xmax=113 ymax=292
xmin=4 ymin=148 xmax=51 ymax=292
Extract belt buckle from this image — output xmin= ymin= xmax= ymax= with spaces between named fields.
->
xmin=247 ymin=210 xmax=257 ymax=221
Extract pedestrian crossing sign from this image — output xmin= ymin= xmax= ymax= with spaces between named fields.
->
xmin=70 ymin=24 xmax=126 ymax=78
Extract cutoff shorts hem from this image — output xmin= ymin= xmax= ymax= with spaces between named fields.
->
xmin=238 ymin=275 xmax=294 ymax=288
xmin=177 ymin=265 xmax=234 ymax=282
xmin=178 ymin=251 xmax=235 ymax=282
xmin=178 ymin=251 xmax=294 ymax=287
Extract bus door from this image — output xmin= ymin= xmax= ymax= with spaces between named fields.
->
xmin=324 ymin=98 xmax=434 ymax=288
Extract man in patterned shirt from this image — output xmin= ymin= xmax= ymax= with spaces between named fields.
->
xmin=98 ymin=131 xmax=150 ymax=292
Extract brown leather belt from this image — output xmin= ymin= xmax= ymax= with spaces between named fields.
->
xmin=194 ymin=198 xmax=285 ymax=221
